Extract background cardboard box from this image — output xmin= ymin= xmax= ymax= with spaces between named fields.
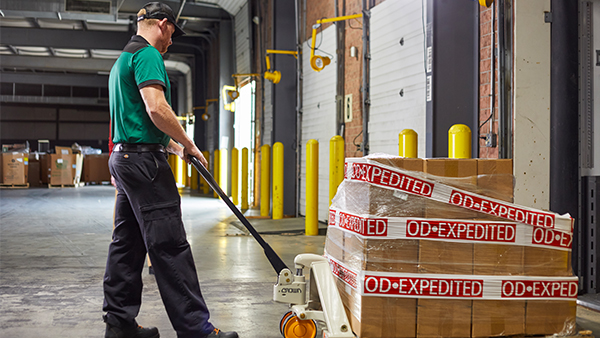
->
xmin=2 ymin=152 xmax=28 ymax=185
xmin=28 ymin=161 xmax=41 ymax=187
xmin=48 ymin=154 xmax=82 ymax=185
xmin=55 ymin=146 xmax=72 ymax=155
xmin=471 ymin=300 xmax=525 ymax=337
xmin=83 ymin=154 xmax=111 ymax=183
xmin=49 ymin=154 xmax=73 ymax=185
xmin=40 ymin=154 xmax=49 ymax=184
xmin=417 ymin=299 xmax=472 ymax=338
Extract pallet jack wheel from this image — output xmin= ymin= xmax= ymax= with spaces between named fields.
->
xmin=280 ymin=311 xmax=295 ymax=336
xmin=281 ymin=312 xmax=317 ymax=338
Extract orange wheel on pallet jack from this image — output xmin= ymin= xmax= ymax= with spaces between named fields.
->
xmin=280 ymin=311 xmax=295 ymax=336
xmin=281 ymin=313 xmax=317 ymax=338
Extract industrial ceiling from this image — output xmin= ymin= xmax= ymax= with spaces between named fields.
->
xmin=0 ymin=0 xmax=246 ymax=77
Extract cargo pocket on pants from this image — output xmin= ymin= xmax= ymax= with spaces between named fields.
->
xmin=140 ymin=200 xmax=186 ymax=249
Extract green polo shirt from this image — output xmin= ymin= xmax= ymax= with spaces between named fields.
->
xmin=109 ymin=35 xmax=171 ymax=147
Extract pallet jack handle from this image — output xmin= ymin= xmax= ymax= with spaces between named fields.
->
xmin=189 ymin=155 xmax=289 ymax=275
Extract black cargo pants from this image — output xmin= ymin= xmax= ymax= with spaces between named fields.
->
xmin=103 ymin=149 xmax=215 ymax=338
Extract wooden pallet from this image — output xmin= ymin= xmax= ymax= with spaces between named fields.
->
xmin=84 ymin=181 xmax=111 ymax=186
xmin=0 ymin=183 xmax=29 ymax=189
xmin=48 ymin=182 xmax=85 ymax=188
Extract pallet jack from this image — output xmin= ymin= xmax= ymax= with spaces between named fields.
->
xmin=190 ymin=156 xmax=355 ymax=338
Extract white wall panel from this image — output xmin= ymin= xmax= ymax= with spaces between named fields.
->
xmin=234 ymin=2 xmax=251 ymax=74
xmin=369 ymin=0 xmax=427 ymax=157
xmin=513 ymin=0 xmax=551 ymax=209
xmin=215 ymin=0 xmax=246 ymax=15
xmin=300 ymin=26 xmax=337 ymax=222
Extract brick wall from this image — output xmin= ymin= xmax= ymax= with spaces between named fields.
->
xmin=479 ymin=5 xmax=499 ymax=159
xmin=343 ymin=6 xmax=364 ymax=158
xmin=304 ymin=0 xmax=369 ymax=158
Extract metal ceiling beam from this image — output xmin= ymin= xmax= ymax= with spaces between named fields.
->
xmin=0 ymin=95 xmax=108 ymax=106
xmin=0 ymin=72 xmax=109 ymax=87
xmin=0 ymin=27 xmax=131 ymax=49
xmin=2 ymin=26 xmax=210 ymax=52
xmin=118 ymin=0 xmax=227 ymax=19
xmin=0 ymin=55 xmax=116 ymax=72
xmin=0 ymin=9 xmax=118 ymax=22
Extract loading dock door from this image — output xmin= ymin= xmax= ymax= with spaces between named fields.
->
xmin=300 ymin=25 xmax=337 ymax=222
xmin=369 ymin=0 xmax=427 ymax=157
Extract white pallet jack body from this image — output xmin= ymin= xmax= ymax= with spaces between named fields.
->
xmin=273 ymin=254 xmax=354 ymax=338
xmin=189 ymin=157 xmax=354 ymax=338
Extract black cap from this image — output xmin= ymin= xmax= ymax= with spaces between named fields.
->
xmin=137 ymin=2 xmax=185 ymax=38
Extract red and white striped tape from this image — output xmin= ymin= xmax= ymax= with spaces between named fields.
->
xmin=344 ymin=158 xmax=574 ymax=233
xmin=327 ymin=255 xmax=578 ymax=301
xmin=329 ymin=208 xmax=572 ymax=251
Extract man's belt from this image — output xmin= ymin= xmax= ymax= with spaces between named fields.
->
xmin=113 ymin=143 xmax=165 ymax=153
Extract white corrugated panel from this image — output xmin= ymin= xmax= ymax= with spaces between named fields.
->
xmin=369 ymin=0 xmax=427 ymax=157
xmin=300 ymin=25 xmax=337 ymax=222
xmin=263 ymin=80 xmax=273 ymax=145
xmin=235 ymin=2 xmax=251 ymax=74
xmin=207 ymin=0 xmax=246 ymax=15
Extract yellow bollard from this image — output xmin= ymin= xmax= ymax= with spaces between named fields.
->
xmin=191 ymin=162 xmax=198 ymax=190
xmin=213 ymin=149 xmax=220 ymax=198
xmin=306 ymin=139 xmax=319 ymax=236
xmin=273 ymin=142 xmax=284 ymax=220
xmin=174 ymin=156 xmax=185 ymax=187
xmin=201 ymin=150 xmax=210 ymax=194
xmin=220 ymin=148 xmax=228 ymax=196
xmin=329 ymin=136 xmax=345 ymax=206
xmin=241 ymin=148 xmax=249 ymax=209
xmin=260 ymin=144 xmax=271 ymax=217
xmin=448 ymin=124 xmax=472 ymax=159
xmin=183 ymin=160 xmax=189 ymax=187
xmin=168 ymin=154 xmax=177 ymax=178
xmin=399 ymin=129 xmax=418 ymax=158
xmin=231 ymin=148 xmax=239 ymax=205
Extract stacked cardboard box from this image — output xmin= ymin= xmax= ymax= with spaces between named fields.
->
xmin=326 ymin=155 xmax=576 ymax=338
xmin=40 ymin=146 xmax=83 ymax=186
xmin=2 ymin=143 xmax=30 ymax=185
xmin=83 ymin=154 xmax=111 ymax=183
xmin=28 ymin=152 xmax=42 ymax=187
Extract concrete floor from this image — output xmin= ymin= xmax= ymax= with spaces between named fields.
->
xmin=1 ymin=185 xmax=599 ymax=338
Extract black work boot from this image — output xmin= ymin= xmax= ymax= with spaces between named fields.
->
xmin=104 ymin=321 xmax=159 ymax=338
xmin=206 ymin=328 xmax=238 ymax=338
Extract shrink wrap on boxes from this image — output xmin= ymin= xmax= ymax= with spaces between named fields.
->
xmin=325 ymin=155 xmax=576 ymax=338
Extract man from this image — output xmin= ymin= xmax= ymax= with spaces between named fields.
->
xmin=103 ymin=3 xmax=238 ymax=338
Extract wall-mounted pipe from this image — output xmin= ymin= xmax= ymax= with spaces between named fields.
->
xmin=164 ymin=59 xmax=192 ymax=116
xmin=361 ymin=0 xmax=370 ymax=155
xmin=294 ymin=0 xmax=304 ymax=217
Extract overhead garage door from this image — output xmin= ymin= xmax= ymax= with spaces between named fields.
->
xmin=299 ymin=25 xmax=337 ymax=222
xmin=235 ymin=2 xmax=251 ymax=75
xmin=369 ymin=0 xmax=427 ymax=157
